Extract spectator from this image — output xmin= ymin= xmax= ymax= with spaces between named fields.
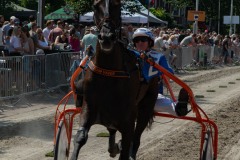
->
xmin=173 ymin=28 xmax=180 ymax=45
xmin=29 ymin=22 xmax=39 ymax=52
xmin=13 ymin=18 xmax=20 ymax=27
xmin=9 ymin=26 xmax=26 ymax=56
xmin=178 ymin=30 xmax=186 ymax=43
xmin=167 ymin=35 xmax=178 ymax=68
xmin=180 ymin=33 xmax=197 ymax=61
xmin=2 ymin=16 xmax=15 ymax=45
xmin=48 ymin=20 xmax=63 ymax=44
xmin=36 ymin=28 xmax=52 ymax=54
xmin=127 ymin=24 xmax=134 ymax=44
xmin=0 ymin=22 xmax=3 ymax=45
xmin=153 ymin=33 xmax=168 ymax=53
xmin=27 ymin=15 xmax=36 ymax=30
xmin=64 ymin=22 xmax=70 ymax=31
xmin=54 ymin=29 xmax=69 ymax=49
xmin=21 ymin=26 xmax=34 ymax=87
xmin=221 ymin=35 xmax=231 ymax=65
xmin=21 ymin=26 xmax=34 ymax=55
xmin=69 ymin=28 xmax=81 ymax=52
xmin=180 ymin=33 xmax=197 ymax=47
xmin=0 ymin=15 xmax=4 ymax=25
xmin=78 ymin=24 xmax=85 ymax=40
xmin=81 ymin=26 xmax=98 ymax=52
xmin=42 ymin=20 xmax=53 ymax=42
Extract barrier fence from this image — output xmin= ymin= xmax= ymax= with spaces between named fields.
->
xmin=0 ymin=45 xmax=239 ymax=104
xmin=0 ymin=52 xmax=80 ymax=102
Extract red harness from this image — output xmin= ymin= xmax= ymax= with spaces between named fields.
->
xmin=88 ymin=61 xmax=129 ymax=78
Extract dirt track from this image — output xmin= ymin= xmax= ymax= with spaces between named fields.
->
xmin=1 ymin=65 xmax=240 ymax=160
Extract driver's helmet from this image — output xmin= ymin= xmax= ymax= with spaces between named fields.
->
xmin=132 ymin=28 xmax=155 ymax=47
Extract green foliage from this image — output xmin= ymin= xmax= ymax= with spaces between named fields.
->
xmin=65 ymin=0 xmax=93 ymax=15
xmin=0 ymin=0 xmax=17 ymax=15
xmin=165 ymin=0 xmax=192 ymax=8
xmin=20 ymin=0 xmax=37 ymax=11
xmin=18 ymin=0 xmax=65 ymax=15
xmin=149 ymin=8 xmax=174 ymax=27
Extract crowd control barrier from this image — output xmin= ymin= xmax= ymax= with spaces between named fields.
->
xmin=0 ymin=44 xmax=237 ymax=106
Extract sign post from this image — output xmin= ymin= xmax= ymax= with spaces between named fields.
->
xmin=187 ymin=10 xmax=206 ymax=22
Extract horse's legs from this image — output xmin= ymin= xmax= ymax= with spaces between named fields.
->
xmin=70 ymin=125 xmax=90 ymax=160
xmin=118 ymin=121 xmax=135 ymax=160
xmin=70 ymin=108 xmax=94 ymax=160
xmin=130 ymin=97 xmax=156 ymax=159
xmin=107 ymin=128 xmax=121 ymax=157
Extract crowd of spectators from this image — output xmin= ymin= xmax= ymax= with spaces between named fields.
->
xmin=123 ymin=25 xmax=240 ymax=67
xmin=0 ymin=15 xmax=99 ymax=57
xmin=1 ymin=14 xmax=240 ymax=66
xmin=1 ymin=14 xmax=240 ymax=98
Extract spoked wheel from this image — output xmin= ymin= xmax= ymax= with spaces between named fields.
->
xmin=201 ymin=130 xmax=214 ymax=160
xmin=54 ymin=120 xmax=69 ymax=160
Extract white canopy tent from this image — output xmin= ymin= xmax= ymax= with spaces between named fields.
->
xmin=79 ymin=11 xmax=148 ymax=23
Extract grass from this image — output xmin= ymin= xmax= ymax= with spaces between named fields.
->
xmin=45 ymin=150 xmax=54 ymax=157
xmin=195 ymin=95 xmax=205 ymax=98
xmin=96 ymin=132 xmax=110 ymax=137
xmin=206 ymin=90 xmax=216 ymax=92
xmin=219 ymin=85 xmax=227 ymax=88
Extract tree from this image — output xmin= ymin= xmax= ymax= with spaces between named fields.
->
xmin=64 ymin=0 xmax=142 ymax=20
xmin=0 ymin=0 xmax=18 ymax=16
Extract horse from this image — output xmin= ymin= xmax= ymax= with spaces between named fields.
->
xmin=70 ymin=0 xmax=159 ymax=159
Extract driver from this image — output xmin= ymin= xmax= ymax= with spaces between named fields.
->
xmin=132 ymin=28 xmax=189 ymax=116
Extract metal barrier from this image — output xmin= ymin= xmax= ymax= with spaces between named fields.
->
xmin=170 ymin=46 xmax=193 ymax=69
xmin=0 ymin=52 xmax=81 ymax=103
xmin=0 ymin=44 xmax=238 ymax=105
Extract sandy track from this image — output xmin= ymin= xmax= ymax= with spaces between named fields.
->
xmin=1 ymin=66 xmax=240 ymax=160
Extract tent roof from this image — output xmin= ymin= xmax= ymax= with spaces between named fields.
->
xmin=44 ymin=8 xmax=76 ymax=20
xmin=10 ymin=2 xmax=36 ymax=12
xmin=79 ymin=11 xmax=148 ymax=23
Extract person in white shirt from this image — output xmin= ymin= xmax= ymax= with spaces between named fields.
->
xmin=153 ymin=33 xmax=168 ymax=53
xmin=42 ymin=20 xmax=53 ymax=42
xmin=9 ymin=26 xmax=27 ymax=55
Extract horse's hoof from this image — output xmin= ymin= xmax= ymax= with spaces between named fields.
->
xmin=109 ymin=143 xmax=121 ymax=158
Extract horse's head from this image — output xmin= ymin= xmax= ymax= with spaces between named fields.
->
xmin=93 ymin=0 xmax=121 ymax=52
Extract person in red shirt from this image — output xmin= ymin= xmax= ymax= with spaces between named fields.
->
xmin=68 ymin=28 xmax=81 ymax=52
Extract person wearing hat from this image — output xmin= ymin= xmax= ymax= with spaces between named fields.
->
xmin=81 ymin=26 xmax=98 ymax=53
xmin=13 ymin=18 xmax=20 ymax=26
xmin=132 ymin=28 xmax=189 ymax=116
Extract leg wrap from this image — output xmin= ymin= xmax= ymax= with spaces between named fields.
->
xmin=75 ymin=127 xmax=88 ymax=146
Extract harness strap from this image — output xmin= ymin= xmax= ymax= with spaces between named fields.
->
xmin=88 ymin=61 xmax=130 ymax=78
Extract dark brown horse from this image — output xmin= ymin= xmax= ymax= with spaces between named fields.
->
xmin=70 ymin=0 xmax=159 ymax=159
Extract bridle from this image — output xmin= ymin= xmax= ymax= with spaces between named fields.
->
xmin=88 ymin=0 xmax=130 ymax=78
xmin=93 ymin=0 xmax=121 ymax=41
